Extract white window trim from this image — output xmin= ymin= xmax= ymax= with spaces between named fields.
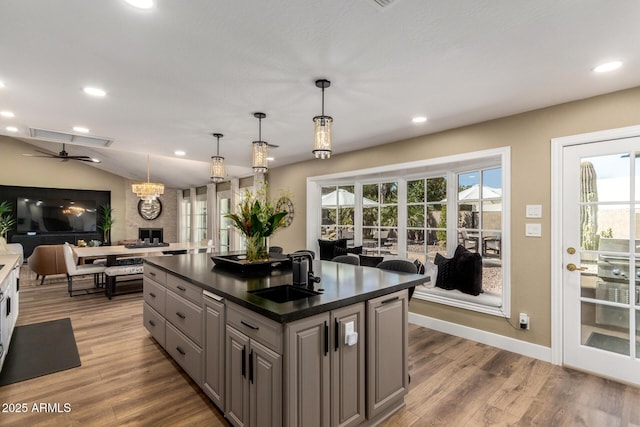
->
xmin=307 ymin=147 xmax=511 ymax=317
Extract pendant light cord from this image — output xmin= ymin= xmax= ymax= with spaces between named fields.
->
xmin=146 ymin=154 xmax=150 ymax=183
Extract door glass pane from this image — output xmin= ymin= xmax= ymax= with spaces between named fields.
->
xmin=581 ymin=301 xmax=630 ymax=356
xmin=596 ymin=205 xmax=630 ymax=246
xmin=583 ymin=154 xmax=630 ymax=203
xmin=482 ymin=168 xmax=502 ymax=197
xmin=407 ymin=229 xmax=424 ymax=259
xmin=322 ymin=208 xmax=336 ymax=225
xmin=482 ymin=201 xmax=502 ymax=229
xmin=458 ymin=202 xmax=479 ymax=229
xmin=380 ymin=206 xmax=397 ymax=227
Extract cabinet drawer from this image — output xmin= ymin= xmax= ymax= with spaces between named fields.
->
xmin=143 ymin=277 xmax=166 ymax=316
xmin=227 ymin=302 xmax=282 ymax=353
xmin=166 ymin=274 xmax=202 ymax=304
xmin=166 ymin=323 xmax=203 ymax=386
xmin=166 ymin=290 xmax=203 ymax=346
xmin=143 ymin=303 xmax=166 ymax=348
xmin=144 ymin=264 xmax=166 ymax=285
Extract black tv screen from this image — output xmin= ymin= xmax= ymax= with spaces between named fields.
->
xmin=16 ymin=197 xmax=97 ymax=233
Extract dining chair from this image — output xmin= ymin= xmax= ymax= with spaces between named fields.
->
xmin=63 ymin=243 xmax=106 ymax=297
xmin=331 ymin=254 xmax=360 ymax=265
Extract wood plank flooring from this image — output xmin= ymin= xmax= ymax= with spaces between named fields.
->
xmin=1 ymin=267 xmax=640 ymax=426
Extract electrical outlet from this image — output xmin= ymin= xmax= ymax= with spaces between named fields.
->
xmin=519 ymin=313 xmax=530 ymax=330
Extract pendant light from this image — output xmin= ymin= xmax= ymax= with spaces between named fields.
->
xmin=313 ymin=79 xmax=332 ymax=159
xmin=252 ymin=112 xmax=268 ymax=173
xmin=210 ymin=133 xmax=225 ymax=183
xmin=132 ymin=154 xmax=165 ymax=202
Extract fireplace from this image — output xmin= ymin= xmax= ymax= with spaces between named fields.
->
xmin=139 ymin=228 xmax=163 ymax=243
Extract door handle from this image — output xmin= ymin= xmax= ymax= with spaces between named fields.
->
xmin=566 ymin=263 xmax=587 ymax=272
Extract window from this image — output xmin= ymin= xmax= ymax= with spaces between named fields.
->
xmin=362 ymin=182 xmax=398 ymax=255
xmin=180 ymin=189 xmax=191 ymax=243
xmin=321 ymin=185 xmax=355 ymax=244
xmin=407 ymin=177 xmax=447 ymax=264
xmin=307 ymin=147 xmax=510 ymax=317
xmin=194 ymin=187 xmax=207 ymax=241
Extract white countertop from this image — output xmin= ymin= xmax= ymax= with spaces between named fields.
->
xmin=0 ymin=253 xmax=21 ymax=284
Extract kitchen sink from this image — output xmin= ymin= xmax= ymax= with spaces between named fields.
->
xmin=248 ymin=285 xmax=320 ymax=304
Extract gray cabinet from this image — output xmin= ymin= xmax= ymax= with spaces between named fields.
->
xmin=142 ymin=267 xmax=204 ymax=386
xmin=203 ymin=292 xmax=226 ymax=411
xmin=284 ymin=303 xmax=365 ymax=427
xmin=225 ymin=303 xmax=282 ymax=427
xmin=366 ymin=290 xmax=408 ymax=421
xmin=226 ymin=302 xmax=282 ymax=427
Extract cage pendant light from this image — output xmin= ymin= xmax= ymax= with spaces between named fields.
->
xmin=132 ymin=154 xmax=165 ymax=202
xmin=313 ymin=79 xmax=333 ymax=159
xmin=252 ymin=112 xmax=269 ymax=173
xmin=210 ymin=133 xmax=225 ymax=183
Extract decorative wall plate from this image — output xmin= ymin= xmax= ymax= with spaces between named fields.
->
xmin=276 ymin=196 xmax=294 ymax=227
xmin=138 ymin=198 xmax=162 ymax=220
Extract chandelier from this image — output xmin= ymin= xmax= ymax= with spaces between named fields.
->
xmin=313 ymin=79 xmax=332 ymax=159
xmin=132 ymin=154 xmax=165 ymax=202
xmin=252 ymin=112 xmax=269 ymax=173
xmin=210 ymin=133 xmax=225 ymax=183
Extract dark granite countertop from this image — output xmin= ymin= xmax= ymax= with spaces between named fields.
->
xmin=143 ymin=253 xmax=428 ymax=323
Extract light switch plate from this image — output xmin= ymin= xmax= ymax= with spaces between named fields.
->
xmin=526 ymin=204 xmax=542 ymax=218
xmin=525 ymin=223 xmax=542 ymax=237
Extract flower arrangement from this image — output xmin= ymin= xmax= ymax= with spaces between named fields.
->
xmin=225 ymin=183 xmax=288 ymax=262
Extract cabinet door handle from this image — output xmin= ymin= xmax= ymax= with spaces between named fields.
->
xmin=242 ymin=345 xmax=246 ymax=378
xmin=381 ymin=296 xmax=399 ymax=305
xmin=6 ymin=297 xmax=11 ymax=316
xmin=249 ymin=349 xmax=254 ymax=384
xmin=148 ymin=320 xmax=156 ymax=327
xmin=324 ymin=321 xmax=329 ymax=356
xmin=176 ymin=312 xmax=186 ymax=319
xmin=176 ymin=285 xmax=186 ymax=292
xmin=241 ymin=320 xmax=259 ymax=330
xmin=149 ymin=271 xmax=156 ymax=277
xmin=176 ymin=346 xmax=186 ymax=355
xmin=149 ymin=292 xmax=156 ymax=298
xmin=334 ymin=318 xmax=339 ymax=352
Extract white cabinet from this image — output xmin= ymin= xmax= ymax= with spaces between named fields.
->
xmin=0 ymin=256 xmax=19 ymax=372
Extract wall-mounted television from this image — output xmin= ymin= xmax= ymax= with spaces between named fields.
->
xmin=16 ymin=197 xmax=97 ymax=233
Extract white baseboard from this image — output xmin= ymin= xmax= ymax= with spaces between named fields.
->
xmin=409 ymin=312 xmax=553 ymax=363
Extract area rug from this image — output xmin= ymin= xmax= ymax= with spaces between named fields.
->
xmin=0 ymin=318 xmax=81 ymax=386
xmin=585 ymin=331 xmax=634 ymax=356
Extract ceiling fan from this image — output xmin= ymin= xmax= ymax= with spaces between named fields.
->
xmin=23 ymin=143 xmax=100 ymax=163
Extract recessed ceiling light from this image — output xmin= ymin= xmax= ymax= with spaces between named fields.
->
xmin=6 ymin=126 xmax=18 ymax=132
xmin=593 ymin=61 xmax=623 ymax=73
xmin=412 ymin=116 xmax=427 ymax=123
xmin=124 ymin=0 xmax=155 ymax=9
xmin=174 ymin=150 xmax=186 ymax=156
xmin=83 ymin=87 xmax=106 ymax=97
xmin=73 ymin=126 xmax=90 ymax=133
xmin=90 ymin=158 xmax=101 ymax=163
xmin=0 ymin=81 xmax=5 ymax=88
xmin=267 ymin=157 xmax=275 ymax=161
xmin=1 ymin=111 xmax=15 ymax=118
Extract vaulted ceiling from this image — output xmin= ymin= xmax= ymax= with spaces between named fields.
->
xmin=1 ymin=1 xmax=639 ymax=188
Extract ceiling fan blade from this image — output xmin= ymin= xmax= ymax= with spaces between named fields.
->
xmin=22 ymin=153 xmax=55 ymax=158
xmin=33 ymin=149 xmax=57 ymax=156
xmin=65 ymin=155 xmax=92 ymax=160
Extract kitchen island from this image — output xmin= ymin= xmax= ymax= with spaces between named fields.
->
xmin=142 ymin=253 xmax=427 ymax=427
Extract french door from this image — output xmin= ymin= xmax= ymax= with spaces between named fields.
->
xmin=562 ymin=135 xmax=640 ymax=385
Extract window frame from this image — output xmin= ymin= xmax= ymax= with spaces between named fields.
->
xmin=307 ymin=147 xmax=511 ymax=317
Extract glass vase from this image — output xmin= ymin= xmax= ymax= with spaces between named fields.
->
xmin=245 ymin=234 xmax=269 ymax=262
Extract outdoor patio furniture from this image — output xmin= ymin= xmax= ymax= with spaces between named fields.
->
xmin=483 ymin=233 xmax=501 ymax=257
xmin=459 ymin=229 xmax=479 ymax=252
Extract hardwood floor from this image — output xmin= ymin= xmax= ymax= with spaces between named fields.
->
xmin=2 ymin=267 xmax=640 ymax=426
